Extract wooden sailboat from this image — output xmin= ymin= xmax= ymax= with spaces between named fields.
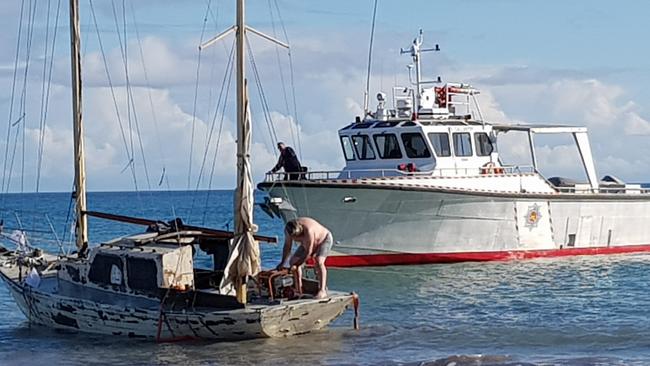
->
xmin=0 ymin=0 xmax=357 ymax=341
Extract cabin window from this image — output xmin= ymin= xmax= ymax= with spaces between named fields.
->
xmin=453 ymin=132 xmax=473 ymax=157
xmin=126 ymin=257 xmax=158 ymax=291
xmin=427 ymin=132 xmax=451 ymax=157
xmin=373 ymin=134 xmax=403 ymax=159
xmin=88 ymin=253 xmax=124 ymax=287
xmin=474 ymin=132 xmax=494 ymax=156
xmin=401 ymin=133 xmax=431 ymax=158
xmin=340 ymin=136 xmax=356 ymax=161
xmin=351 ymin=135 xmax=376 ymax=160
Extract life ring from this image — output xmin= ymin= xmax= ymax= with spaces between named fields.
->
xmin=480 ymin=162 xmax=504 ymax=175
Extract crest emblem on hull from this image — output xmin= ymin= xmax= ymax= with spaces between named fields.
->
xmin=524 ymin=204 xmax=542 ymax=229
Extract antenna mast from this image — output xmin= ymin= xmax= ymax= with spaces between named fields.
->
xmin=400 ymin=29 xmax=440 ymax=109
xmin=363 ymin=0 xmax=379 ymax=117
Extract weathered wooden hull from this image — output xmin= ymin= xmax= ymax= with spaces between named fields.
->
xmin=0 ymin=258 xmax=353 ymax=341
xmin=260 ymin=179 xmax=650 ymax=266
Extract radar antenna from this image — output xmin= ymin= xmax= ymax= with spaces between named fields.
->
xmin=400 ymin=29 xmax=440 ymax=108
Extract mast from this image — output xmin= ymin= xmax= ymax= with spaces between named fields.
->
xmin=69 ymin=0 xmax=88 ymax=255
xmin=201 ymin=0 xmax=287 ymax=303
xmin=233 ymin=0 xmax=252 ymax=303
xmin=234 ymin=0 xmax=247 ymax=249
xmin=235 ymin=0 xmax=247 ymax=233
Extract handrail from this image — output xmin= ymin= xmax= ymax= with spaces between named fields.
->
xmin=263 ymin=165 xmax=537 ymax=182
xmin=554 ymin=185 xmax=650 ymax=195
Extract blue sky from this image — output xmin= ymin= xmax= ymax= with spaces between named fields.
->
xmin=1 ymin=0 xmax=650 ymax=192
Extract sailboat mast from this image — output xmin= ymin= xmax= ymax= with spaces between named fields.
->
xmin=234 ymin=0 xmax=249 ymax=236
xmin=69 ymin=0 xmax=88 ymax=255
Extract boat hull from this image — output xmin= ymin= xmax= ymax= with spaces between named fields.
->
xmin=0 ymin=256 xmax=353 ymax=340
xmin=260 ymin=181 xmax=650 ymax=266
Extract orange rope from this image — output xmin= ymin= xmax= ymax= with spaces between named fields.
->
xmin=352 ymin=292 xmax=360 ymax=330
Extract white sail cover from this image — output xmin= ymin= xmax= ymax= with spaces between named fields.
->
xmin=220 ymin=84 xmax=260 ymax=295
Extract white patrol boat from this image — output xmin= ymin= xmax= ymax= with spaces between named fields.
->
xmin=258 ymin=31 xmax=650 ymax=267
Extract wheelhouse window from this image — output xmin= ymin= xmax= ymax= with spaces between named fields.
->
xmin=427 ymin=132 xmax=451 ymax=157
xmin=373 ymin=134 xmax=402 ymax=159
xmin=474 ymin=132 xmax=494 ymax=156
xmin=453 ymin=132 xmax=473 ymax=157
xmin=340 ymin=136 xmax=356 ymax=161
xmin=400 ymin=133 xmax=431 ymax=158
xmin=351 ymin=135 xmax=376 ymax=160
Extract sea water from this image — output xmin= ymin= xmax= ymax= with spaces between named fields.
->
xmin=1 ymin=190 xmax=650 ymax=365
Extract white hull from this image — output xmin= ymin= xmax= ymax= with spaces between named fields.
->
xmin=260 ymin=179 xmax=650 ymax=266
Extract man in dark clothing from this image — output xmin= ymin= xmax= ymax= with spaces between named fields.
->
xmin=269 ymin=142 xmax=302 ymax=180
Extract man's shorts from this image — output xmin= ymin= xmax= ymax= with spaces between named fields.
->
xmin=292 ymin=232 xmax=333 ymax=262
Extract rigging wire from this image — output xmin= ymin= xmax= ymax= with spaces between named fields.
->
xmin=89 ymin=0 xmax=140 ymax=195
xmin=35 ymin=0 xmax=52 ymax=193
xmin=109 ymin=0 xmax=140 ymax=194
xmin=246 ymin=35 xmax=279 ymax=152
xmin=199 ymin=39 xmax=236 ymax=224
xmin=120 ymin=0 xmax=137 ymax=191
xmin=1 ymin=0 xmax=39 ymax=218
xmin=272 ymin=0 xmax=302 ymax=159
xmin=107 ymin=0 xmax=156 ymax=214
xmin=2 ymin=0 xmax=27 ymax=211
xmin=110 ymin=0 xmax=147 ymax=197
xmin=193 ymin=39 xmax=235 ymax=194
xmin=205 ymin=0 xmax=219 ymax=27
xmin=267 ymin=0 xmax=296 ymax=156
xmin=18 ymin=0 xmax=39 ymax=195
xmin=128 ymin=1 xmax=171 ymax=191
xmin=122 ymin=0 xmax=153 ymax=191
xmin=188 ymin=0 xmax=213 ymax=190
xmin=36 ymin=0 xmax=62 ymax=193
xmin=203 ymin=56 xmax=236 ymax=225
xmin=363 ymin=0 xmax=379 ymax=116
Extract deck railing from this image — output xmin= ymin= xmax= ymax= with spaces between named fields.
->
xmin=554 ymin=185 xmax=650 ymax=195
xmin=263 ymin=165 xmax=536 ymax=182
xmin=263 ymin=167 xmax=650 ymax=195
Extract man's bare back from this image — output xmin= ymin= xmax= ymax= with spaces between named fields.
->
xmin=278 ymin=217 xmax=333 ymax=299
xmin=291 ymin=217 xmax=330 ymax=256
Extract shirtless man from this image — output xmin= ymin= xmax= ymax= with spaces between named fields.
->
xmin=276 ymin=217 xmax=333 ymax=299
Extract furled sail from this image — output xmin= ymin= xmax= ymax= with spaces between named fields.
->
xmin=220 ymin=81 xmax=260 ymax=296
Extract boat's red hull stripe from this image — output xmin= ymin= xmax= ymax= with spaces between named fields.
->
xmin=324 ymin=244 xmax=650 ymax=267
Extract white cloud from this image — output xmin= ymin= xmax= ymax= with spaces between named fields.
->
xmin=472 ymin=75 xmax=650 ymax=182
xmin=3 ymin=2 xmax=650 ymax=192
xmin=623 ymin=112 xmax=650 ymax=135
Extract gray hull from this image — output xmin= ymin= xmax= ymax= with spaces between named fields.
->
xmin=261 ymin=182 xmax=650 ymax=266
xmin=0 ymin=261 xmax=353 ymax=340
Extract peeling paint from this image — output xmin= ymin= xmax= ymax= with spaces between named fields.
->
xmin=57 ymin=303 xmax=77 ymax=313
xmin=52 ymin=313 xmax=79 ymax=329
xmin=0 ymin=249 xmax=355 ymax=341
